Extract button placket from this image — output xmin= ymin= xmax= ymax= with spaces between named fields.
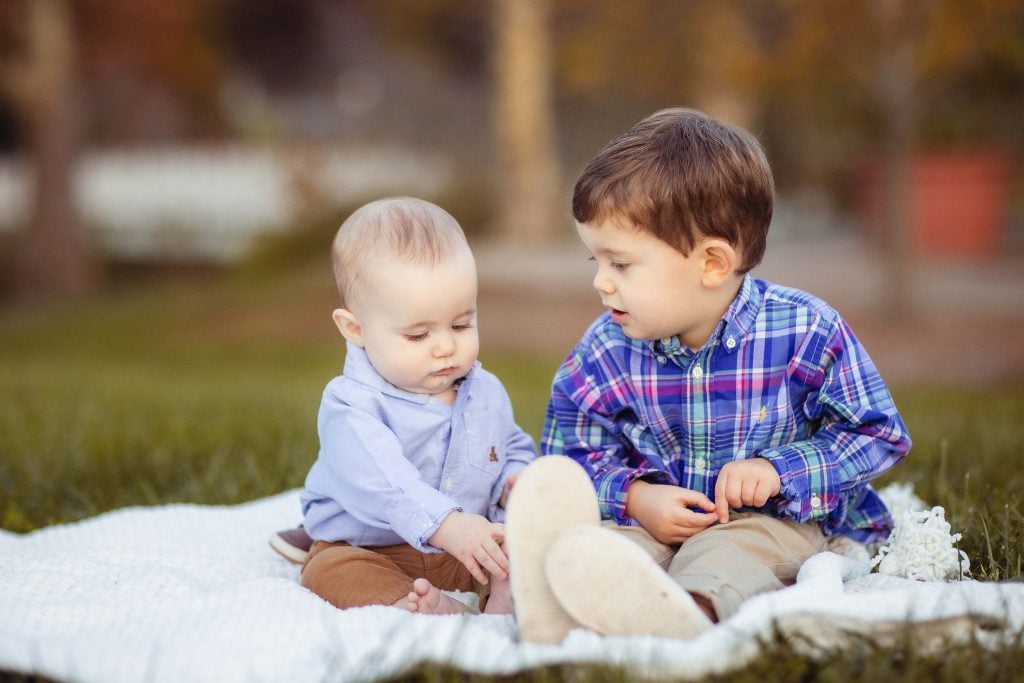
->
xmin=687 ymin=350 xmax=713 ymax=489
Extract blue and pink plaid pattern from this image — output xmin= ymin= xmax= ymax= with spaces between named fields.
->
xmin=543 ymin=275 xmax=911 ymax=542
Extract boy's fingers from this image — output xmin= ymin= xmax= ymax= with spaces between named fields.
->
xmin=680 ymin=489 xmax=716 ymax=511
xmin=753 ymin=481 xmax=772 ymax=507
xmin=741 ymin=478 xmax=757 ymax=506
xmin=714 ymin=476 xmax=729 ymax=523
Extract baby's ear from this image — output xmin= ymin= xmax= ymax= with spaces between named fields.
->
xmin=332 ymin=308 xmax=364 ymax=346
xmin=700 ymin=239 xmax=738 ymax=288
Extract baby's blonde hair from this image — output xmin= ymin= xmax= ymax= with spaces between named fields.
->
xmin=331 ymin=197 xmax=470 ymax=309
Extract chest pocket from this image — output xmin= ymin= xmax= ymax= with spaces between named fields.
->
xmin=465 ymin=424 xmax=504 ymax=479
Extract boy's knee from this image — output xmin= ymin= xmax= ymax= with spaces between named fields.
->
xmin=671 ymin=542 xmax=782 ymax=620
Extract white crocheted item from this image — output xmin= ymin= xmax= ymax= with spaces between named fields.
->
xmin=871 ymin=505 xmax=971 ymax=581
xmin=877 ymin=481 xmax=928 ymax=521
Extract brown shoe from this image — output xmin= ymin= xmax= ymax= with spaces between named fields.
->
xmin=269 ymin=525 xmax=313 ymax=564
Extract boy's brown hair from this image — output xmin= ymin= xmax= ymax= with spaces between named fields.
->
xmin=572 ymin=108 xmax=774 ymax=274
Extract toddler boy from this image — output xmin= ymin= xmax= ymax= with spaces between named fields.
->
xmin=299 ymin=197 xmax=536 ymax=615
xmin=506 ymin=108 xmax=911 ymax=642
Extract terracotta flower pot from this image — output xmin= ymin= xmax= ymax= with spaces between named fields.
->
xmin=858 ymin=151 xmax=1013 ymax=260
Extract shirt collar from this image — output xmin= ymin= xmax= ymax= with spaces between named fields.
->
xmin=719 ymin=273 xmax=760 ymax=353
xmin=342 ymin=340 xmax=478 ymax=404
xmin=647 ymin=273 xmax=761 ymax=357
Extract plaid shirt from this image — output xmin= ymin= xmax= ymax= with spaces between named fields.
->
xmin=543 ymin=275 xmax=910 ymax=542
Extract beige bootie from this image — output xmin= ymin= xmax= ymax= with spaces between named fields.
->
xmin=545 ymin=524 xmax=712 ymax=640
xmin=505 ymin=456 xmax=600 ymax=644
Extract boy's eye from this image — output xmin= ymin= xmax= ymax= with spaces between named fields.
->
xmin=610 ymin=261 xmax=629 ymax=271
xmin=404 ymin=332 xmax=428 ymax=342
xmin=452 ymin=323 xmax=473 ymax=332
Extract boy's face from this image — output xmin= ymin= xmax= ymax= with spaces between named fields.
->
xmin=336 ymin=252 xmax=480 ymax=400
xmin=577 ymin=218 xmax=724 ymax=349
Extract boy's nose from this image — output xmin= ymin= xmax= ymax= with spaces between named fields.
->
xmin=592 ymin=270 xmax=614 ymax=294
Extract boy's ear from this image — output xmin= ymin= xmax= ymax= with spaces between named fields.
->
xmin=699 ymin=238 xmax=738 ymax=288
xmin=332 ymin=308 xmax=364 ymax=347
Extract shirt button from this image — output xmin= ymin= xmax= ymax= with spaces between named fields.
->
xmin=656 ymin=355 xmax=666 ymax=364
xmin=692 ymin=366 xmax=704 ymax=378
xmin=444 ymin=478 xmax=454 ymax=492
xmin=725 ymin=337 xmax=736 ymax=349
xmin=694 ymin=458 xmax=706 ymax=471
xmin=810 ymin=495 xmax=821 ymax=508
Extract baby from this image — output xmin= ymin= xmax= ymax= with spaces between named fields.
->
xmin=296 ymin=196 xmax=536 ymax=614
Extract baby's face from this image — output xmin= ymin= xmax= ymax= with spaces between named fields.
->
xmin=350 ymin=253 xmax=479 ymax=401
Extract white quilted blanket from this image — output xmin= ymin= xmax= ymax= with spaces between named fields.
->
xmin=2 ymin=489 xmax=1022 ymax=682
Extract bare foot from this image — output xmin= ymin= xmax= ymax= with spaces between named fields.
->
xmin=404 ymin=578 xmax=470 ymax=615
xmin=483 ymin=571 xmax=513 ymax=615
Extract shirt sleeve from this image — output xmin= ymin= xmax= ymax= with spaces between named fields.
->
xmin=542 ymin=348 xmax=671 ymax=523
xmin=488 ymin=410 xmax=537 ymax=521
xmin=310 ymin=394 xmax=460 ymax=551
xmin=757 ymin=317 xmax=911 ymax=533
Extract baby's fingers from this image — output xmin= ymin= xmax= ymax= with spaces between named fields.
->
xmin=484 ymin=536 xmax=509 ymax=575
xmin=462 ymin=555 xmax=489 ymax=585
xmin=473 ymin=544 xmax=506 ymax=582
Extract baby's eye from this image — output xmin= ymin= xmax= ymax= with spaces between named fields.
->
xmin=404 ymin=332 xmax=428 ymax=342
xmin=610 ymin=261 xmax=630 ymax=271
xmin=452 ymin=323 xmax=473 ymax=332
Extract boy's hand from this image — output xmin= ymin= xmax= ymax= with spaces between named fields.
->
xmin=428 ymin=512 xmax=508 ymax=584
xmin=625 ymin=480 xmax=719 ymax=544
xmin=497 ymin=473 xmax=518 ymax=509
xmin=713 ymin=458 xmax=781 ymax=524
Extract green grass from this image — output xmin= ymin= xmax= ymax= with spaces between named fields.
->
xmin=2 ymin=261 xmax=1024 ymax=681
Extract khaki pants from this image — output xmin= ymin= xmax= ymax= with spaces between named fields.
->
xmin=607 ymin=512 xmax=827 ymax=619
xmin=301 ymin=540 xmax=488 ymax=609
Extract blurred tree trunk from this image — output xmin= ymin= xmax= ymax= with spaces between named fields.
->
xmin=691 ymin=2 xmax=759 ymax=131
xmin=492 ymin=0 xmax=561 ymax=243
xmin=4 ymin=0 xmax=97 ymax=299
xmin=874 ymin=0 xmax=922 ymax=318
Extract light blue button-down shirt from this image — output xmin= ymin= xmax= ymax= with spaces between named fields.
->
xmin=301 ymin=342 xmax=537 ymax=552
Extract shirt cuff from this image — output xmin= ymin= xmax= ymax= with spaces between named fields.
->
xmin=387 ymin=493 xmax=460 ymax=552
xmin=760 ymin=444 xmax=834 ymax=523
xmin=593 ymin=466 xmax=670 ymax=524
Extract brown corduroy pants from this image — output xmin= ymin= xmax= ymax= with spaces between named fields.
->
xmin=301 ymin=540 xmax=488 ymax=609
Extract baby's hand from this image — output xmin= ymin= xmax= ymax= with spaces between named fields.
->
xmin=713 ymin=458 xmax=781 ymax=524
xmin=625 ymin=480 xmax=718 ymax=544
xmin=428 ymin=512 xmax=508 ymax=584
xmin=497 ymin=473 xmax=518 ymax=509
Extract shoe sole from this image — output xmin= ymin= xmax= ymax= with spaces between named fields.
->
xmin=505 ymin=456 xmax=600 ymax=644
xmin=545 ymin=524 xmax=712 ymax=639
xmin=268 ymin=534 xmax=310 ymax=564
